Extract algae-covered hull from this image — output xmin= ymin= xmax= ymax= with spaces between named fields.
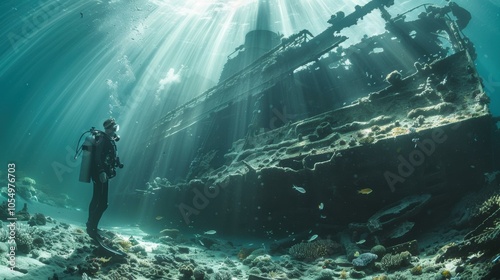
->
xmin=138 ymin=1 xmax=494 ymax=238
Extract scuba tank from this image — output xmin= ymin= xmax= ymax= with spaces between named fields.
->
xmin=74 ymin=127 xmax=123 ymax=183
xmin=75 ymin=127 xmax=98 ymax=183
xmin=79 ymin=134 xmax=96 ymax=183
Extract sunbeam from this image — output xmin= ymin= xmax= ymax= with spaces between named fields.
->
xmin=1 ymin=0 xmax=497 ymax=205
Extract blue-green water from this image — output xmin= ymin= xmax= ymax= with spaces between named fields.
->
xmin=1 ymin=0 xmax=499 ymax=221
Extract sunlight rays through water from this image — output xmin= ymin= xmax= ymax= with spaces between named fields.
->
xmin=3 ymin=0 xmax=497 ymax=216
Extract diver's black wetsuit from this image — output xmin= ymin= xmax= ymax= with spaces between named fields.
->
xmin=87 ymin=132 xmax=118 ymax=239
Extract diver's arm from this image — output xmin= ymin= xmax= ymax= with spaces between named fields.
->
xmin=94 ymin=137 xmax=105 ymax=174
xmin=94 ymin=140 xmax=109 ymax=183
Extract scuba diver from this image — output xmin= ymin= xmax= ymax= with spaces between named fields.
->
xmin=76 ymin=118 xmax=123 ymax=240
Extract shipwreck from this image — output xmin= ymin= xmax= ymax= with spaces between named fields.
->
xmin=135 ymin=0 xmax=496 ymax=244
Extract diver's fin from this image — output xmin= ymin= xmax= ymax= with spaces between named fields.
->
xmin=94 ymin=236 xmax=126 ymax=257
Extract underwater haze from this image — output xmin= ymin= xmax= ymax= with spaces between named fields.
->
xmin=1 ymin=0 xmax=500 ymax=278
xmin=1 ymin=0 xmax=499 ymax=211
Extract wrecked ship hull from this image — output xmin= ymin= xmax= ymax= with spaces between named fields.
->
xmin=136 ymin=1 xmax=494 ymax=239
xmin=141 ymin=50 xmax=492 ymax=237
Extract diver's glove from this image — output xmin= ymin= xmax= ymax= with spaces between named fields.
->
xmin=99 ymin=172 xmax=108 ymax=183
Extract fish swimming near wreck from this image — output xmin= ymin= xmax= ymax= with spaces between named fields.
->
xmin=357 ymin=188 xmax=373 ymax=195
xmin=292 ymin=185 xmax=306 ymax=193
xmin=307 ymin=234 xmax=318 ymax=242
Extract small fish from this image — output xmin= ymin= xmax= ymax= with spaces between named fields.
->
xmin=204 ymin=230 xmax=217 ymax=235
xmin=318 ymin=203 xmax=324 ymax=210
xmin=358 ymin=188 xmax=373 ymax=195
xmin=292 ymin=185 xmax=306 ymax=193
xmin=355 ymin=239 xmax=366 ymax=245
xmin=307 ymin=234 xmax=318 ymax=242
xmin=155 ymin=216 xmax=163 ymax=220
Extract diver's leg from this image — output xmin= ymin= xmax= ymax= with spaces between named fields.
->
xmin=86 ymin=181 xmax=100 ymax=239
xmin=92 ymin=181 xmax=109 ymax=229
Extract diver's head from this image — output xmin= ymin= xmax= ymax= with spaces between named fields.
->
xmin=103 ymin=118 xmax=120 ymax=138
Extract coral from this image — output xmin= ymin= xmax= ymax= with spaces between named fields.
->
xmin=32 ymin=236 xmax=45 ymax=248
xmin=251 ymin=254 xmax=272 ymax=267
xmin=380 ymin=251 xmax=412 ymax=271
xmin=193 ymin=266 xmax=205 ymax=280
xmin=315 ymin=269 xmax=336 ymax=280
xmin=410 ymin=265 xmax=423 ymax=275
xmin=137 ymin=258 xmax=152 ymax=268
xmin=117 ymin=239 xmax=132 ymax=251
xmin=386 ymin=70 xmax=402 ymax=86
xmin=242 ymin=248 xmax=266 ymax=265
xmin=28 ymin=213 xmax=46 ymax=226
xmin=15 ymin=203 xmax=30 ymax=221
xmin=237 ymin=247 xmax=257 ymax=260
xmin=21 ymin=177 xmax=36 ymax=185
xmin=441 ymin=269 xmax=452 ymax=278
xmin=212 ymin=270 xmax=232 ymax=280
xmin=350 ymin=270 xmax=366 ymax=278
xmin=322 ymin=259 xmax=336 ymax=269
xmin=74 ymin=228 xmax=85 ymax=234
xmin=179 ymin=263 xmax=194 ymax=278
xmin=0 ymin=228 xmax=8 ymax=242
xmin=78 ymin=261 xmax=100 ymax=276
xmin=289 ymin=239 xmax=339 ymax=261
xmin=129 ymin=244 xmax=146 ymax=255
xmin=476 ymin=194 xmax=500 ymax=218
xmin=372 ymin=275 xmax=389 ymax=280
xmin=391 ymin=273 xmax=408 ymax=280
xmin=352 ymin=252 xmax=378 ymax=267
xmin=129 ymin=235 xmax=139 ymax=245
xmin=17 ymin=177 xmax=38 ymax=200
xmin=390 ymin=126 xmax=409 ymax=137
xmin=439 ymin=193 xmax=500 ymax=261
xmin=14 ymin=223 xmax=37 ymax=254
xmin=268 ymin=270 xmax=287 ymax=279
xmin=94 ymin=257 xmax=111 ymax=264
xmin=370 ymin=245 xmax=387 ymax=258
xmin=359 ymin=136 xmax=375 ymax=145
xmin=475 ymin=92 xmax=490 ymax=105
